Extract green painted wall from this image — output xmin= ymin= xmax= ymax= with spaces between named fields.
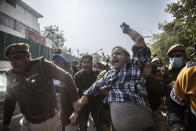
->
xmin=0 ymin=31 xmax=78 ymax=62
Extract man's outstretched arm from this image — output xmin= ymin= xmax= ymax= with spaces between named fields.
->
xmin=123 ymin=25 xmax=145 ymax=47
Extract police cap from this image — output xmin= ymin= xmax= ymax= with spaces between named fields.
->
xmin=151 ymin=58 xmax=161 ymax=63
xmin=53 ymin=47 xmax=61 ymax=54
xmin=167 ymin=44 xmax=185 ymax=57
xmin=4 ymin=43 xmax=30 ymax=58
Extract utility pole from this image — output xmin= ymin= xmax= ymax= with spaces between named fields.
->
xmin=77 ymin=49 xmax=79 ymax=58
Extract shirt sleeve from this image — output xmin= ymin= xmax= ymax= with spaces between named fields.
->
xmin=74 ymin=73 xmax=84 ymax=96
xmin=83 ymin=71 xmax=109 ymax=96
xmin=166 ymin=95 xmax=185 ymax=128
xmin=96 ymin=70 xmax=107 ymax=81
xmin=132 ymin=46 xmax=149 ymax=66
xmin=43 ymin=59 xmax=78 ymax=102
xmin=127 ymin=28 xmax=145 ymax=45
xmin=3 ymin=76 xmax=16 ymax=125
xmin=171 ymin=67 xmax=187 ymax=105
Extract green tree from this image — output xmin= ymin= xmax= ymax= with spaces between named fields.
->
xmin=150 ymin=0 xmax=196 ymax=63
xmin=62 ymin=46 xmax=72 ymax=54
xmin=42 ymin=25 xmax=66 ymax=49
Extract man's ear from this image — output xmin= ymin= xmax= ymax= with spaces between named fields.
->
xmin=126 ymin=56 xmax=130 ymax=63
xmin=26 ymin=52 xmax=31 ymax=60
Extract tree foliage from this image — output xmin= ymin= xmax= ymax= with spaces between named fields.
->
xmin=42 ymin=25 xmax=66 ymax=49
xmin=150 ymin=0 xmax=196 ymax=63
xmin=62 ymin=46 xmax=71 ymax=54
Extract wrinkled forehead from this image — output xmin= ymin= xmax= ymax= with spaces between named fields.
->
xmin=111 ymin=48 xmax=125 ymax=55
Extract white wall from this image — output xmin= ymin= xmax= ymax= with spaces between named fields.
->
xmin=0 ymin=25 xmax=25 ymax=38
xmin=0 ymin=0 xmax=41 ymax=33
xmin=46 ymin=38 xmax=53 ymax=48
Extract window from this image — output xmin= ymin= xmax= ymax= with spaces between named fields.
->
xmin=5 ymin=0 xmax=16 ymax=7
xmin=0 ymin=13 xmax=15 ymax=30
xmin=15 ymin=21 xmax=26 ymax=34
xmin=0 ymin=12 xmax=37 ymax=35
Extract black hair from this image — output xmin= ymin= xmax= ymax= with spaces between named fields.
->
xmin=80 ymin=54 xmax=93 ymax=63
xmin=72 ymin=60 xmax=78 ymax=65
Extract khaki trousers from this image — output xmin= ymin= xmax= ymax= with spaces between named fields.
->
xmin=20 ymin=114 xmax=62 ymax=131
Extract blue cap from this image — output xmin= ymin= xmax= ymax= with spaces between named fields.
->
xmin=51 ymin=54 xmax=67 ymax=68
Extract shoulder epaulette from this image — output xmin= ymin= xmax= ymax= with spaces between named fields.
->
xmin=31 ymin=56 xmax=45 ymax=63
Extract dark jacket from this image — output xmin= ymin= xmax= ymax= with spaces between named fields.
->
xmin=3 ymin=57 xmax=78 ymax=124
xmin=146 ymin=75 xmax=170 ymax=111
xmin=74 ymin=69 xmax=99 ymax=97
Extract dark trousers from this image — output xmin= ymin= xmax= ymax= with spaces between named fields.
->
xmin=95 ymin=104 xmax=113 ymax=131
xmin=152 ymin=108 xmax=170 ymax=131
xmin=79 ymin=104 xmax=97 ymax=131
xmin=187 ymin=111 xmax=196 ymax=131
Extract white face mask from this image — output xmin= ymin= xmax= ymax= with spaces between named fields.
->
xmin=169 ymin=57 xmax=184 ymax=68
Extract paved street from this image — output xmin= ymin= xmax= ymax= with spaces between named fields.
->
xmin=65 ymin=120 xmax=96 ymax=131
xmin=65 ymin=125 xmax=96 ymax=131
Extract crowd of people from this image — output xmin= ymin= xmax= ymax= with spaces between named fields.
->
xmin=1 ymin=23 xmax=196 ymax=131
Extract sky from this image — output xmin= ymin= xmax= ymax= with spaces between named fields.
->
xmin=24 ymin=0 xmax=176 ymax=57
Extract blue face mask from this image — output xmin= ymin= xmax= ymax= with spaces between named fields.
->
xmin=169 ymin=57 xmax=184 ymax=68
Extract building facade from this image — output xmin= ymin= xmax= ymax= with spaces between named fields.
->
xmin=0 ymin=0 xmax=78 ymax=70
xmin=0 ymin=0 xmax=43 ymax=37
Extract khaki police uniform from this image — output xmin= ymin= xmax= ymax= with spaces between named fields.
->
xmin=163 ymin=44 xmax=186 ymax=88
xmin=3 ymin=43 xmax=78 ymax=131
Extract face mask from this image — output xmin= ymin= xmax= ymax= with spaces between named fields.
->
xmin=169 ymin=57 xmax=184 ymax=68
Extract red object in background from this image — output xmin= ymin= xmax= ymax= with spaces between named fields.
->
xmin=27 ymin=30 xmax=46 ymax=45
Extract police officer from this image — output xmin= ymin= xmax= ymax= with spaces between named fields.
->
xmin=1 ymin=43 xmax=78 ymax=131
xmin=163 ymin=44 xmax=186 ymax=88
xmin=161 ymin=44 xmax=186 ymax=131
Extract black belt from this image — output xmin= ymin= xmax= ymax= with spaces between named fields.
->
xmin=26 ymin=110 xmax=56 ymax=124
